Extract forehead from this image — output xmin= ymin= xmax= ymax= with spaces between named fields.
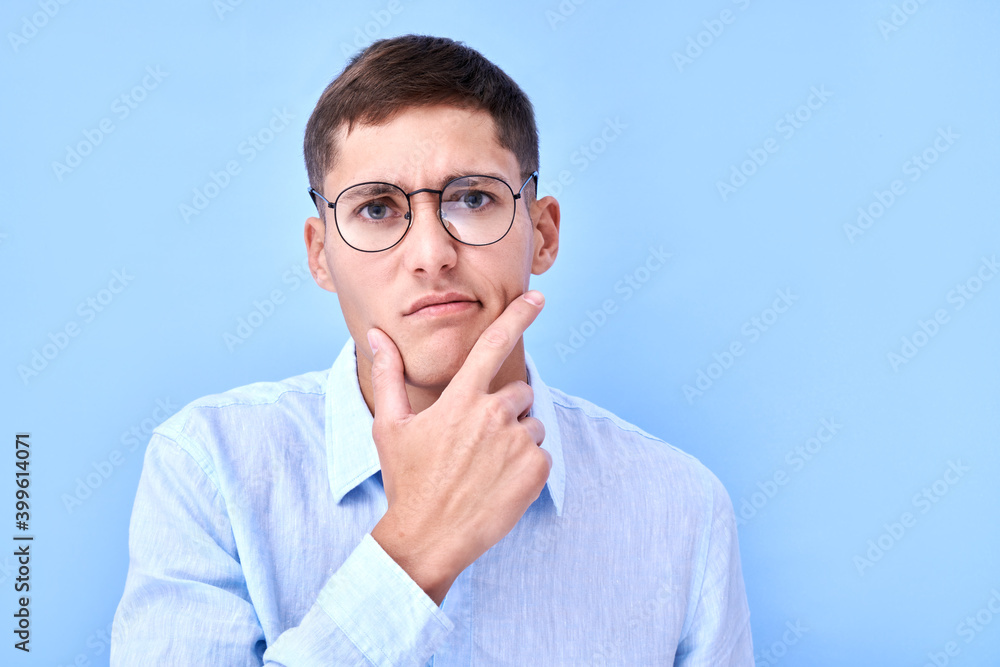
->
xmin=326 ymin=104 xmax=520 ymax=191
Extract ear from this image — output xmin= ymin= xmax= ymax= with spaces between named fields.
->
xmin=529 ymin=195 xmax=560 ymax=275
xmin=305 ymin=215 xmax=337 ymax=293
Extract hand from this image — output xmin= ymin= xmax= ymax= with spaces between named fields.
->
xmin=367 ymin=290 xmax=551 ymax=606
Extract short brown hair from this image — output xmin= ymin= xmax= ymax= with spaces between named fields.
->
xmin=303 ymin=34 xmax=539 ymax=203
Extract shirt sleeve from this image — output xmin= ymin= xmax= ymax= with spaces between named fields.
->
xmin=111 ymin=431 xmax=454 ymax=666
xmin=673 ymin=469 xmax=754 ymax=666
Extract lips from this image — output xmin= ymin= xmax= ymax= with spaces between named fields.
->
xmin=405 ymin=291 xmax=478 ymax=316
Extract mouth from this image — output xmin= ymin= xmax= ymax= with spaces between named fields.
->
xmin=405 ymin=292 xmax=479 ymax=317
xmin=406 ymin=299 xmax=480 ymax=318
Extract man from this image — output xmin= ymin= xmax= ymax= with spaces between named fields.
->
xmin=112 ymin=35 xmax=752 ymax=665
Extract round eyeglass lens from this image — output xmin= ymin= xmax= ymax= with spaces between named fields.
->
xmin=440 ymin=176 xmax=515 ymax=245
xmin=335 ymin=183 xmax=410 ymax=251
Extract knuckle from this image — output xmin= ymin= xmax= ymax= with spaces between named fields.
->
xmin=481 ymin=325 xmax=510 ymax=350
xmin=370 ymin=360 xmax=397 ymax=394
xmin=520 ymin=422 xmax=544 ymax=450
xmin=531 ymin=452 xmax=550 ymax=485
xmin=372 ymin=417 xmax=405 ymax=444
xmin=483 ymin=395 xmax=509 ymax=422
xmin=370 ymin=356 xmax=388 ymax=382
xmin=522 ymin=382 xmax=534 ymax=403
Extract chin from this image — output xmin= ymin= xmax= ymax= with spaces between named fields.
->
xmin=399 ymin=333 xmax=475 ymax=388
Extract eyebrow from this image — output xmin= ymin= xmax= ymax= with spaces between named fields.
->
xmin=348 ymin=170 xmax=515 ymax=192
xmin=342 ymin=183 xmax=402 ymax=198
xmin=437 ymin=170 xmax=512 ymax=186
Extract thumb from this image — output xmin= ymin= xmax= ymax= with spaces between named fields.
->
xmin=367 ymin=328 xmax=412 ymax=423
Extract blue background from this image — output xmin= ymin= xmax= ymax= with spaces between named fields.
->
xmin=3 ymin=1 xmax=999 ymax=664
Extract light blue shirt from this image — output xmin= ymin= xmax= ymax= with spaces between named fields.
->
xmin=112 ymin=338 xmax=753 ymax=665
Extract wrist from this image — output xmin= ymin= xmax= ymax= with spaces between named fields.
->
xmin=371 ymin=512 xmax=459 ymax=606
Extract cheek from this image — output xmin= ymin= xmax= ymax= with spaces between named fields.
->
xmin=329 ymin=254 xmax=394 ymax=315
xmin=479 ymin=257 xmax=529 ymax=311
xmin=512 ymin=216 xmax=537 ymax=277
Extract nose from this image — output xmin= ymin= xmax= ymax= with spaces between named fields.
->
xmin=400 ymin=192 xmax=459 ymax=276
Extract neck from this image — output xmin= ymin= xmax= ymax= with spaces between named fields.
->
xmin=356 ymin=338 xmax=528 ymax=416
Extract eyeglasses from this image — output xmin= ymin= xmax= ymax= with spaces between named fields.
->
xmin=308 ymin=171 xmax=538 ymax=253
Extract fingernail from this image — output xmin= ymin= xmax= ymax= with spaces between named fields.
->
xmin=524 ymin=290 xmax=543 ymax=306
xmin=367 ymin=330 xmax=379 ymax=355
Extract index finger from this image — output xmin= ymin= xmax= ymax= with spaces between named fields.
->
xmin=450 ymin=290 xmax=544 ymax=394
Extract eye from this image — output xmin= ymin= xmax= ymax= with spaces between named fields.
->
xmin=456 ymin=190 xmax=492 ymax=210
xmin=358 ymin=199 xmax=397 ymax=221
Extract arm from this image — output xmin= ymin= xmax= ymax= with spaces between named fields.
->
xmin=674 ymin=471 xmax=754 ymax=666
xmin=111 ymin=432 xmax=453 ymax=666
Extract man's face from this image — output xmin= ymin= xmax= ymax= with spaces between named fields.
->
xmin=305 ymin=104 xmax=559 ymax=391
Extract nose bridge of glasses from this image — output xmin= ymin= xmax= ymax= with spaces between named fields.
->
xmin=405 ymin=187 xmax=445 ymax=223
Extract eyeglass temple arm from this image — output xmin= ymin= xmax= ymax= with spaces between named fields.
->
xmin=514 ymin=171 xmax=539 ymax=200
xmin=307 ymin=187 xmax=336 ymax=209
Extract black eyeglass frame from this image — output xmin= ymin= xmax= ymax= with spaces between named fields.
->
xmin=308 ymin=171 xmax=539 ymax=253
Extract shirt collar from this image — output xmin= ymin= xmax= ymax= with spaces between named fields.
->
xmin=325 ymin=337 xmax=566 ymax=516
